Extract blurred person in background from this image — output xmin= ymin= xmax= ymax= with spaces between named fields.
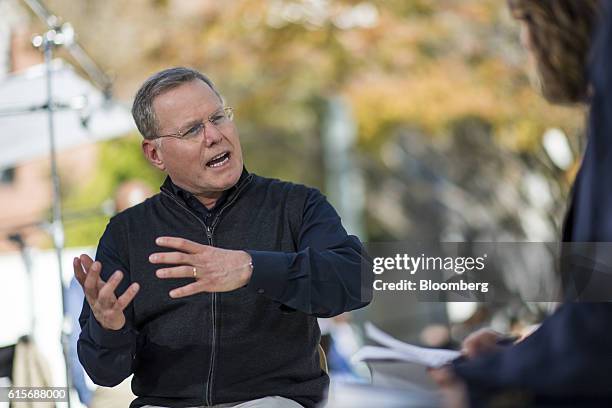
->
xmin=433 ymin=0 xmax=612 ymax=407
xmin=74 ymin=67 xmax=372 ymax=408
xmin=319 ymin=314 xmax=367 ymax=383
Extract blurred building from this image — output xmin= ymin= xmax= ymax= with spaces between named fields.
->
xmin=0 ymin=0 xmax=103 ymax=251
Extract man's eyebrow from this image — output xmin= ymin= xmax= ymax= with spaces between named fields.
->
xmin=178 ymin=118 xmax=202 ymax=131
xmin=209 ymin=106 xmax=225 ymax=116
xmin=175 ymin=107 xmax=224 ymax=132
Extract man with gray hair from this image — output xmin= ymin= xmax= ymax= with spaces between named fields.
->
xmin=74 ymin=67 xmax=371 ymax=408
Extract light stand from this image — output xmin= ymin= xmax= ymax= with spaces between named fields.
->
xmin=19 ymin=1 xmax=114 ymax=405
xmin=0 ymin=0 xmax=119 ymax=403
xmin=31 ymin=25 xmax=72 ymax=408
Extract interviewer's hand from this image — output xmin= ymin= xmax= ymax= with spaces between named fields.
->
xmin=73 ymin=254 xmax=140 ymax=331
xmin=150 ymin=236 xmax=253 ymax=297
xmin=461 ymin=328 xmax=505 ymax=359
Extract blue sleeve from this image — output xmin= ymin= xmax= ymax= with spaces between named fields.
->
xmin=77 ymin=219 xmax=139 ymax=387
xmin=66 ymin=278 xmax=94 ymax=405
xmin=453 ymin=303 xmax=612 ymax=395
xmin=246 ymin=188 xmax=373 ymax=317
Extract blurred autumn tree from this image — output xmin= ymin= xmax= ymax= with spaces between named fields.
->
xmin=32 ymin=0 xmax=585 ymax=247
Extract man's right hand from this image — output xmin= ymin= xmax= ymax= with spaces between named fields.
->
xmin=73 ymin=254 xmax=140 ymax=331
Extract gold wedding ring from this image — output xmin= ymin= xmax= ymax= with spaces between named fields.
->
xmin=193 ymin=266 xmax=197 ymax=278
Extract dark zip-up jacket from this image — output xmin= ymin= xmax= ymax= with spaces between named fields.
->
xmin=77 ymin=169 xmax=372 ymax=407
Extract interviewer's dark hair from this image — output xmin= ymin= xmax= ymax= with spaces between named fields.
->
xmin=132 ymin=67 xmax=223 ymax=140
xmin=508 ymin=0 xmax=601 ymax=104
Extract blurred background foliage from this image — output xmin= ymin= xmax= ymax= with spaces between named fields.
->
xmin=61 ymin=136 xmax=163 ymax=247
xmin=29 ymin=0 xmax=585 ymax=256
xmin=0 ymin=0 xmax=590 ymax=347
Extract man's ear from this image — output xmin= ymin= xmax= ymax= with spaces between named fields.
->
xmin=142 ymin=139 xmax=166 ymax=171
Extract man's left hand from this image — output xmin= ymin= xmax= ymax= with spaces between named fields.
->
xmin=150 ymin=236 xmax=253 ymax=297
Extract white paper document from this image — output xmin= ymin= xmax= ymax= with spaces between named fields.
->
xmin=351 ymin=323 xmax=460 ymax=394
xmin=356 ymin=322 xmax=461 ymax=368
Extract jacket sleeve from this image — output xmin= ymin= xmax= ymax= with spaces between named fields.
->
xmin=246 ymin=188 xmax=373 ymax=317
xmin=453 ymin=303 xmax=612 ymax=396
xmin=77 ymin=219 xmax=139 ymax=387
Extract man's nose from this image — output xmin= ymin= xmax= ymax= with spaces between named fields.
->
xmin=203 ymin=123 xmax=223 ymax=147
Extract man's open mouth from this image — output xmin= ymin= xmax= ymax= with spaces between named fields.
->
xmin=206 ymin=152 xmax=231 ymax=168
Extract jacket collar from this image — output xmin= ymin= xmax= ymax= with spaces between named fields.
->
xmin=160 ymin=166 xmax=252 ymax=207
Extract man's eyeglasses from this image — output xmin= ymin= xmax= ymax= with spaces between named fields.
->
xmin=153 ymin=106 xmax=234 ymax=140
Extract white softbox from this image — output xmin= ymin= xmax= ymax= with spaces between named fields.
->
xmin=0 ymin=59 xmax=135 ymax=170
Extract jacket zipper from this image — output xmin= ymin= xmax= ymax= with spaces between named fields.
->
xmin=160 ymin=175 xmax=252 ymax=406
xmin=204 ymin=225 xmax=216 ymax=407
